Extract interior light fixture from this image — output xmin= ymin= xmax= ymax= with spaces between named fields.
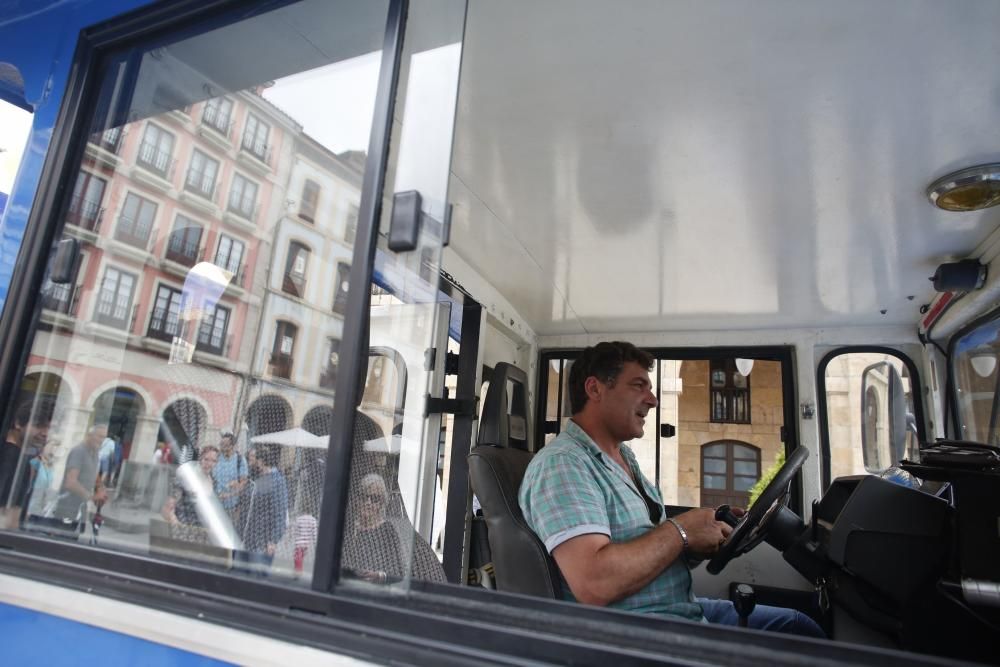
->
xmin=927 ymin=164 xmax=1000 ymax=212
xmin=970 ymin=353 xmax=997 ymax=378
xmin=735 ymin=358 xmax=754 ymax=377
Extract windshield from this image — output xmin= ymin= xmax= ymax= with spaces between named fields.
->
xmin=952 ymin=315 xmax=1000 ymax=445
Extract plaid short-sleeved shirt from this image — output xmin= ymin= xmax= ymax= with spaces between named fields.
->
xmin=519 ymin=420 xmax=703 ymax=621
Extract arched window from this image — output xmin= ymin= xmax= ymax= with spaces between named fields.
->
xmin=700 ymin=440 xmax=761 ymax=508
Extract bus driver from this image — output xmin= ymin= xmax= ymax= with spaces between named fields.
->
xmin=519 ymin=342 xmax=824 ymax=636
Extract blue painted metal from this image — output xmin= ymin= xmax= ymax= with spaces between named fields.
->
xmin=0 ymin=0 xmax=157 ymax=311
xmin=0 ymin=601 xmax=232 ymax=666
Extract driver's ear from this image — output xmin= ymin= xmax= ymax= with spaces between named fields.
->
xmin=584 ymin=376 xmax=603 ymax=403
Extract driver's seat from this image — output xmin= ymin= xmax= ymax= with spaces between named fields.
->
xmin=468 ymin=363 xmax=561 ymax=598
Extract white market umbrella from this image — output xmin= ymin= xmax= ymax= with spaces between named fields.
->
xmin=250 ymin=427 xmax=327 ymax=449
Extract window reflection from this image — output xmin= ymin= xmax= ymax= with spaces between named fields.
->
xmin=1 ymin=0 xmax=391 ymax=585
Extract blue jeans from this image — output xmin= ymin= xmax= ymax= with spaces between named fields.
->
xmin=698 ymin=598 xmax=826 ymax=638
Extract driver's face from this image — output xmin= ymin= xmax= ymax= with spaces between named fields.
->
xmin=596 ymin=361 xmax=657 ymax=442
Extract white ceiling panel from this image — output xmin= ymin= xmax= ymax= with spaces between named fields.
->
xmin=446 ymin=0 xmax=1000 ymax=335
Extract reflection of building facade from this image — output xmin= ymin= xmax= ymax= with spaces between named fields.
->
xmin=245 ymin=133 xmax=362 ymax=440
xmin=28 ymin=86 xmax=365 ymax=485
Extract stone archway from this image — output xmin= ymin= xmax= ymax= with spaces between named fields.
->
xmin=245 ymin=394 xmax=292 ymax=438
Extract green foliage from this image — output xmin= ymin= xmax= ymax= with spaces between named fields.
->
xmin=748 ymin=449 xmax=785 ymax=507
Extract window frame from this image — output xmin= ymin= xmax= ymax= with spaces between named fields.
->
xmin=201 ymin=96 xmax=233 ymax=136
xmin=536 ymin=346 xmax=802 ymax=514
xmin=816 ymin=346 xmax=927 ymax=489
xmin=146 ymin=282 xmax=186 ymax=342
xmin=196 ymin=303 xmax=230 ymax=356
xmin=241 ymin=111 xmax=270 ymax=162
xmin=213 ymin=233 xmax=245 ymax=276
xmin=93 ymin=264 xmax=138 ymax=330
xmin=115 ymin=190 xmax=158 ymax=248
xmin=184 ymin=148 xmax=219 ymax=199
xmin=67 ymin=169 xmax=107 ymax=230
xmin=708 ymin=358 xmax=752 ymax=425
xmin=270 ymin=319 xmax=297 ymax=380
xmin=332 ymin=261 xmax=350 ymax=314
xmin=136 ymin=121 xmax=175 ymax=176
xmin=283 ymin=240 xmax=310 ymax=297
xmin=165 ymin=213 xmax=203 ymax=266
xmin=227 ymin=170 xmax=258 ymax=220
xmin=299 ymin=178 xmax=320 ymax=222
xmin=700 ymin=440 xmax=761 ymax=507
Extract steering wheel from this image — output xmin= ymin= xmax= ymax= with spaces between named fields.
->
xmin=706 ymin=446 xmax=809 ymax=575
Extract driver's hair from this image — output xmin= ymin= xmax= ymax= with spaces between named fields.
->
xmin=568 ymin=342 xmax=654 ymax=415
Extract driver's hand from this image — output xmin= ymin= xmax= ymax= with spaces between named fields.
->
xmin=731 ymin=507 xmax=746 ymax=519
xmin=673 ymin=508 xmax=730 ymax=555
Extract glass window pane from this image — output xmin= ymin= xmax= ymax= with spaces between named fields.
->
xmin=702 ymin=458 xmax=726 ymax=474
xmin=1 ymin=0 xmax=392 ymax=587
xmin=703 ymin=474 xmax=727 ymax=490
xmin=733 ymin=475 xmax=757 ymax=492
xmin=823 ymin=351 xmax=917 ymax=481
xmin=339 ymin=0 xmax=466 ymax=592
xmin=734 ymin=460 xmax=757 ymax=476
xmin=703 ymin=443 xmax=726 ymax=457
xmin=733 ymin=444 xmax=757 ymax=460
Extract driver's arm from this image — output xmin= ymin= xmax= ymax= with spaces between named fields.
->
xmin=552 ymin=509 xmax=731 ymax=606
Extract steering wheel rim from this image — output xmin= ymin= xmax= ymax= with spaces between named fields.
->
xmin=706 ymin=446 xmax=809 ymax=575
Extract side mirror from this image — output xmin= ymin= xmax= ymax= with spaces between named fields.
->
xmin=860 ymin=361 xmax=908 ymax=472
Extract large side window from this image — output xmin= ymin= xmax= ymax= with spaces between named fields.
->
xmin=0 ymin=0 xmax=392 ymax=589
xmin=820 ymin=349 xmax=922 ymax=483
xmin=951 ymin=315 xmax=1000 ymax=444
xmin=540 ymin=353 xmax=787 ymax=509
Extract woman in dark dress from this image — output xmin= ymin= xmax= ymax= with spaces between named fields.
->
xmin=343 ymin=472 xmax=402 ymax=583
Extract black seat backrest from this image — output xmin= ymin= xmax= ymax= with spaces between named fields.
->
xmin=469 ymin=363 xmax=560 ymax=598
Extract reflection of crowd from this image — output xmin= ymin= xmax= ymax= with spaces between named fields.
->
xmin=0 ymin=396 xmax=434 ymax=585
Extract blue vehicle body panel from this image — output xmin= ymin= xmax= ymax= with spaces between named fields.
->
xmin=0 ymin=601 xmax=232 ymax=666
xmin=0 ymin=0 xmax=156 ymax=311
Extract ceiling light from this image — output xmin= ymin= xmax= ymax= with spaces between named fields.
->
xmin=970 ymin=353 xmax=997 ymax=378
xmin=927 ymin=164 xmax=1000 ymax=211
xmin=735 ymin=358 xmax=754 ymax=377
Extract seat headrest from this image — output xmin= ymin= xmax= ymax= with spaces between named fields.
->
xmin=477 ymin=362 xmax=531 ymax=451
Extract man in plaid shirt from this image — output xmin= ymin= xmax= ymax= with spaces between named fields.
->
xmin=519 ymin=342 xmax=823 ymax=636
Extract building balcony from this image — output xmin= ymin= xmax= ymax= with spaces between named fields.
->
xmin=65 ymin=196 xmax=104 ymax=234
xmin=132 ymin=143 xmax=176 ymax=194
xmin=268 ymin=353 xmax=292 ymax=380
xmin=226 ymin=194 xmax=257 ymax=224
xmin=198 ymin=110 xmax=233 ymax=151
xmin=180 ymin=172 xmax=220 ymax=216
xmin=107 ymin=235 xmax=156 ymax=265
xmin=238 ymin=135 xmax=271 ymax=174
xmin=164 ymin=107 xmax=193 ymax=127
xmin=193 ymin=348 xmax=234 ymax=371
xmin=84 ymin=144 xmax=120 ymax=171
xmin=222 ymin=209 xmax=256 ymax=235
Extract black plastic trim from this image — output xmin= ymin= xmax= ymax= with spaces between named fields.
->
xmin=816 ymin=346 xmax=927 ymax=489
xmin=441 ymin=298 xmax=483 ymax=583
xmin=313 ymin=0 xmax=407 ymax=593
